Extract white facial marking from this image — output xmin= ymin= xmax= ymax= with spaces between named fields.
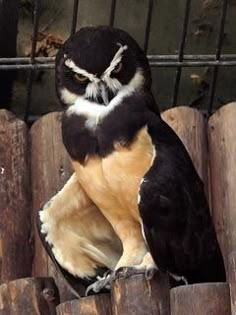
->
xmin=66 ymin=69 xmax=145 ymax=132
xmin=102 ymin=44 xmax=128 ymax=79
xmin=60 ymin=87 xmax=79 ymax=105
xmin=65 ymin=58 xmax=99 ymax=83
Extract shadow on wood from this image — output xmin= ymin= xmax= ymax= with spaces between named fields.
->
xmin=111 ymin=272 xmax=170 ymax=315
xmin=56 ymin=294 xmax=112 ymax=315
xmin=0 ymin=277 xmax=59 ymax=315
xmin=0 ymin=109 xmax=32 ymax=283
xmin=170 ymin=283 xmax=231 ymax=315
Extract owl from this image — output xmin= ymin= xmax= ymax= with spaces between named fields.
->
xmin=38 ymin=26 xmax=225 ymax=297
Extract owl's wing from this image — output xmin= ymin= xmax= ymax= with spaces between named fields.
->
xmin=138 ymin=115 xmax=226 ymax=283
xmin=37 ymin=173 xmax=121 ymax=297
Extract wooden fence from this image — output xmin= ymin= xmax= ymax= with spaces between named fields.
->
xmin=0 ymin=103 xmax=236 ymax=314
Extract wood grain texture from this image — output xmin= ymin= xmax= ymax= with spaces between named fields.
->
xmin=170 ymin=283 xmax=231 ymax=315
xmin=161 ymin=106 xmax=208 ymax=189
xmin=0 ymin=277 xmax=59 ymax=315
xmin=56 ymin=294 xmax=112 ymax=315
xmin=30 ymin=112 xmax=73 ymax=302
xmin=229 ymin=251 xmax=236 ymax=315
xmin=208 ymin=102 xmax=236 ymax=274
xmin=0 ymin=109 xmax=32 ymax=282
xmin=111 ymin=272 xmax=170 ymax=315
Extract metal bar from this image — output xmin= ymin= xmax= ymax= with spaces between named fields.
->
xmin=172 ymin=0 xmax=191 ymax=107
xmin=24 ymin=0 xmax=41 ymax=122
xmin=147 ymin=54 xmax=236 ymax=61
xmin=1 ymin=60 xmax=236 ymax=70
xmin=70 ymin=0 xmax=79 ymax=36
xmin=144 ymin=0 xmax=153 ymax=53
xmin=109 ymin=0 xmax=117 ymax=27
xmin=1 ymin=54 xmax=236 ymax=65
xmin=208 ymin=0 xmax=228 ymax=115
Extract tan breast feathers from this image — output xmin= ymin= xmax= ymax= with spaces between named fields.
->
xmin=72 ymin=126 xmax=155 ymax=222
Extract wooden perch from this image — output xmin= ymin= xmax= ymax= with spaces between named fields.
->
xmin=30 ymin=112 xmax=73 ymax=302
xmin=111 ymin=272 xmax=170 ymax=315
xmin=0 ymin=277 xmax=59 ymax=315
xmin=208 ymin=102 xmax=236 ymax=273
xmin=228 ymin=251 xmax=236 ymax=314
xmin=56 ymin=294 xmax=112 ymax=315
xmin=0 ymin=110 xmax=32 ymax=282
xmin=162 ymin=106 xmax=208 ymax=189
xmin=170 ymin=283 xmax=231 ymax=315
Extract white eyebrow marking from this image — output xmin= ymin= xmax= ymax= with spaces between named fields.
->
xmin=102 ymin=44 xmax=128 ymax=79
xmin=64 ymin=59 xmax=100 ymax=83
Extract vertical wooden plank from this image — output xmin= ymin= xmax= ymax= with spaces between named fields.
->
xmin=0 ymin=277 xmax=59 ymax=315
xmin=111 ymin=273 xmax=170 ymax=315
xmin=170 ymin=283 xmax=231 ymax=315
xmin=161 ymin=107 xmax=208 ymax=189
xmin=0 ymin=109 xmax=32 ymax=282
xmin=56 ymin=294 xmax=112 ymax=315
xmin=229 ymin=251 xmax=236 ymax=315
xmin=208 ymin=102 xmax=236 ymax=274
xmin=30 ymin=112 xmax=73 ymax=302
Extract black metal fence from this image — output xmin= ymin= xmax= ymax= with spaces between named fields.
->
xmin=0 ymin=0 xmax=235 ymax=121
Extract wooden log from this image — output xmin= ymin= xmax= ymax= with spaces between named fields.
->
xmin=111 ymin=272 xmax=170 ymax=315
xmin=30 ymin=112 xmax=73 ymax=302
xmin=0 ymin=109 xmax=32 ymax=282
xmin=170 ymin=283 xmax=231 ymax=315
xmin=161 ymin=107 xmax=208 ymax=189
xmin=229 ymin=251 xmax=236 ymax=315
xmin=208 ymin=102 xmax=236 ymax=274
xmin=0 ymin=277 xmax=59 ymax=315
xmin=56 ymin=294 xmax=112 ymax=315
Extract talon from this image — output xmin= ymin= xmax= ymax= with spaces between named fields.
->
xmin=145 ymin=267 xmax=157 ymax=280
xmin=85 ymin=274 xmax=112 ymax=296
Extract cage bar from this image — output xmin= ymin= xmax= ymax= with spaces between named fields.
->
xmin=109 ymin=0 xmax=117 ymax=27
xmin=208 ymin=0 xmax=228 ymax=115
xmin=24 ymin=0 xmax=41 ymax=122
xmin=71 ymin=0 xmax=80 ymax=36
xmin=172 ymin=0 xmax=191 ymax=107
xmin=144 ymin=0 xmax=153 ymax=53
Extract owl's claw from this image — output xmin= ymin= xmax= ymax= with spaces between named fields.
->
xmin=85 ymin=273 xmax=113 ymax=296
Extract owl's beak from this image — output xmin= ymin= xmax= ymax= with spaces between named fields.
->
xmin=99 ymin=82 xmax=109 ymax=106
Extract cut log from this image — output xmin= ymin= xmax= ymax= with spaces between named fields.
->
xmin=0 ymin=277 xmax=59 ymax=315
xmin=208 ymin=102 xmax=236 ymax=274
xmin=0 ymin=109 xmax=32 ymax=283
xmin=56 ymin=294 xmax=112 ymax=315
xmin=228 ymin=251 xmax=236 ymax=314
xmin=161 ymin=107 xmax=208 ymax=189
xmin=111 ymin=272 xmax=170 ymax=315
xmin=170 ymin=283 xmax=231 ymax=315
xmin=30 ymin=112 xmax=73 ymax=302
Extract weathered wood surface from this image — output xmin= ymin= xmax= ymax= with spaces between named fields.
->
xmin=170 ymin=283 xmax=231 ymax=315
xmin=161 ymin=107 xmax=208 ymax=189
xmin=208 ymin=102 xmax=236 ymax=274
xmin=111 ymin=272 xmax=170 ymax=315
xmin=0 ymin=109 xmax=32 ymax=283
xmin=56 ymin=294 xmax=112 ymax=315
xmin=30 ymin=112 xmax=73 ymax=302
xmin=229 ymin=251 xmax=236 ymax=315
xmin=0 ymin=277 xmax=59 ymax=315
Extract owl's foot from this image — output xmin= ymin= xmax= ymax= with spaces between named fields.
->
xmin=114 ymin=265 xmax=157 ymax=281
xmin=85 ymin=272 xmax=113 ymax=296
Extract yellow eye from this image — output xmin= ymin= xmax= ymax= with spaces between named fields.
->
xmin=113 ymin=62 xmax=122 ymax=74
xmin=74 ymin=73 xmax=88 ymax=83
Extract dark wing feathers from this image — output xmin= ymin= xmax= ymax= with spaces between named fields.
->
xmin=139 ymin=114 xmax=226 ymax=284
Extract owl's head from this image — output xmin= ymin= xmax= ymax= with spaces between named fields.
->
xmin=56 ymin=26 xmax=152 ymax=107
